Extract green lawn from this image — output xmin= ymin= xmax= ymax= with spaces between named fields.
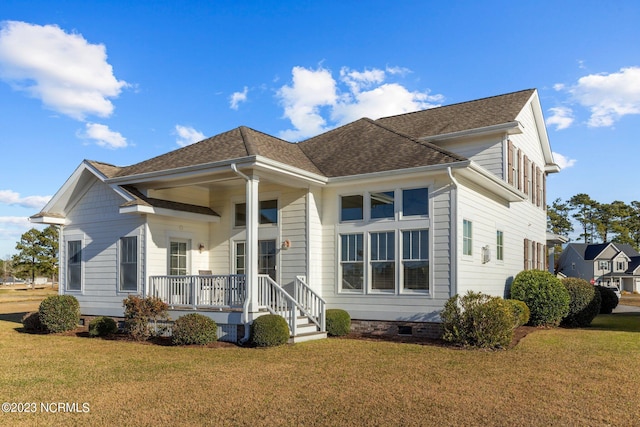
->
xmin=0 ymin=309 xmax=639 ymax=426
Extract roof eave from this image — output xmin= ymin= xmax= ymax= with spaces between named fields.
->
xmin=119 ymin=205 xmax=220 ymax=222
xmin=456 ymin=162 xmax=528 ymax=203
xmin=326 ymin=160 xmax=472 ymax=185
xmin=419 ymin=121 xmax=523 ymax=143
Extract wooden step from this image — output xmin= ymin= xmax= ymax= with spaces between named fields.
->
xmin=289 ymin=331 xmax=327 ymax=344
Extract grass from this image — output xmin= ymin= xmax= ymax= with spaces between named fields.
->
xmin=620 ymin=293 xmax=640 ymax=307
xmin=0 ymin=306 xmax=639 ymax=426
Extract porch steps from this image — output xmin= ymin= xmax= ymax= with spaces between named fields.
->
xmin=288 ymin=311 xmax=326 ymax=343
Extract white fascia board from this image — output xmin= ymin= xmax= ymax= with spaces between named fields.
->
xmin=457 ymin=162 xmax=527 ymax=202
xmin=29 ymin=216 xmax=66 ymax=225
xmin=419 ymin=122 xmax=523 ymax=143
xmin=253 ymin=155 xmax=327 ymax=185
xmin=526 ymin=90 xmax=560 ymax=174
xmin=119 ymin=205 xmax=220 ymax=222
xmin=326 ymin=160 xmax=471 ymax=186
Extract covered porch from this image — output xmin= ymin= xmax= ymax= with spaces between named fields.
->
xmin=148 ymin=273 xmax=326 ymax=342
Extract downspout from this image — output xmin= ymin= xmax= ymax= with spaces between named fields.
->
xmin=447 ymin=167 xmax=459 ymax=298
xmin=230 ymin=163 xmax=252 ymax=344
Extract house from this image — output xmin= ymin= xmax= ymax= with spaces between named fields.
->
xmin=31 ymin=89 xmax=559 ymax=342
xmin=557 ymin=242 xmax=640 ymax=294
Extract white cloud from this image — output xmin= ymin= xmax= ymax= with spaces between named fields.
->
xmin=552 ymin=152 xmax=577 ymax=170
xmin=0 ymin=190 xmax=50 ymax=209
xmin=0 ymin=20 xmax=127 ymax=120
xmin=557 ymin=66 xmax=640 ymax=127
xmin=546 ymin=106 xmax=574 ymax=130
xmin=78 ymin=123 xmax=127 ymax=149
xmin=175 ymin=125 xmax=205 ymax=147
xmin=230 ymin=86 xmax=249 ymax=110
xmin=277 ymin=65 xmax=442 ymax=141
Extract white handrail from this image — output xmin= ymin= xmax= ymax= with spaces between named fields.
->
xmin=295 ymin=275 xmax=326 ymax=332
xmin=257 ymin=275 xmax=298 ymax=336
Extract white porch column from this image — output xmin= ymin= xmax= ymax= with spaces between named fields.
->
xmin=245 ymin=174 xmax=260 ymax=312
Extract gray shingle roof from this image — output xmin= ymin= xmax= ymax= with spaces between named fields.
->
xmin=112 ymin=126 xmax=323 ymax=178
xmin=376 ymin=89 xmax=535 ymax=139
xmin=297 ymin=118 xmax=467 ymax=177
xmin=86 ymin=89 xmax=535 ymax=181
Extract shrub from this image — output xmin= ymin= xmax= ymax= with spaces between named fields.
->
xmin=510 ymin=270 xmax=570 ymax=327
xmin=250 ymin=314 xmax=290 ymax=347
xmin=505 ymin=299 xmax=530 ymax=327
xmin=122 ymin=295 xmax=169 ymax=341
xmin=561 ymin=278 xmax=602 ymax=327
xmin=38 ymin=295 xmax=80 ymax=333
xmin=88 ymin=316 xmax=119 ymax=337
xmin=441 ymin=291 xmax=515 ymax=349
xmin=172 ymin=313 xmax=217 ymax=345
xmin=21 ymin=311 xmax=45 ymax=333
xmin=596 ymin=286 xmax=619 ymax=314
xmin=326 ymin=309 xmax=351 ymax=336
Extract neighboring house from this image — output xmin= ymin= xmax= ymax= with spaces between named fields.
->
xmin=31 ymin=89 xmax=559 ymax=342
xmin=557 ymin=242 xmax=640 ymax=294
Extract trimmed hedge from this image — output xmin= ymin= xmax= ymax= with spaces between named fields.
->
xmin=250 ymin=314 xmax=290 ymax=347
xmin=326 ymin=309 xmax=351 ymax=336
xmin=561 ymin=278 xmax=602 ymax=327
xmin=441 ymin=291 xmax=515 ymax=349
xmin=172 ymin=313 xmax=218 ymax=345
xmin=510 ymin=270 xmax=570 ymax=327
xmin=22 ymin=311 xmax=45 ymax=333
xmin=505 ymin=299 xmax=530 ymax=328
xmin=596 ymin=286 xmax=619 ymax=314
xmin=88 ymin=316 xmax=119 ymax=337
xmin=38 ymin=295 xmax=80 ymax=333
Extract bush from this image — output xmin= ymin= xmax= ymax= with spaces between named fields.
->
xmin=505 ymin=299 xmax=530 ymax=327
xmin=510 ymin=270 xmax=570 ymax=327
xmin=38 ymin=295 xmax=80 ymax=333
xmin=88 ymin=316 xmax=119 ymax=337
xmin=326 ymin=309 xmax=351 ymax=336
xmin=172 ymin=313 xmax=218 ymax=345
xmin=250 ymin=314 xmax=290 ymax=347
xmin=596 ymin=286 xmax=619 ymax=314
xmin=441 ymin=291 xmax=515 ymax=349
xmin=561 ymin=278 xmax=602 ymax=327
xmin=21 ymin=311 xmax=45 ymax=333
xmin=122 ymin=295 xmax=169 ymax=341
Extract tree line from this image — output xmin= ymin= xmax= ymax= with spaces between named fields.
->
xmin=548 ymin=193 xmax=640 ymax=249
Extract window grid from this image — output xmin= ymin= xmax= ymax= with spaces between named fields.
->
xmin=67 ymin=240 xmax=81 ymax=291
xmin=463 ymin=220 xmax=472 ymax=256
xmin=496 ymin=230 xmax=504 ymax=261
xmin=119 ymin=236 xmax=138 ymax=291
xmin=402 ymin=230 xmax=429 ymax=291
xmin=340 ymin=234 xmax=364 ymax=291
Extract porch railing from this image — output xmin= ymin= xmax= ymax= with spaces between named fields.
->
xmin=258 ymin=274 xmax=326 ymax=336
xmin=149 ymin=275 xmax=246 ymax=309
xmin=295 ymin=275 xmax=326 ymax=332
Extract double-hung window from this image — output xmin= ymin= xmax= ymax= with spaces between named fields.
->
xmin=496 ymin=230 xmax=504 ymax=261
xmin=235 ymin=200 xmax=278 ymax=227
xmin=463 ymin=220 xmax=473 ymax=256
xmin=402 ymin=229 xmax=428 ymax=291
xmin=370 ymin=232 xmax=395 ymax=291
xmin=169 ymin=241 xmax=188 ymax=276
xmin=340 ymin=234 xmax=363 ymax=291
xmin=119 ymin=236 xmax=138 ymax=291
xmin=67 ymin=240 xmax=82 ymax=291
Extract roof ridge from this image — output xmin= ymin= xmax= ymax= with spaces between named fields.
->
xmin=238 ymin=126 xmax=257 ymax=155
xmin=377 ymin=88 xmax=536 ymax=122
xmin=365 ymin=118 xmax=468 ymax=162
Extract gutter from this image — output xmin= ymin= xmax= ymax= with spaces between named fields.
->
xmin=230 ymin=163 xmax=252 ymax=344
xmin=447 ymin=167 xmax=459 ymax=298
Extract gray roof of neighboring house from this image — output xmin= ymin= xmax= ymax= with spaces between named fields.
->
xmin=376 ymin=89 xmax=535 ymax=139
xmin=83 ymin=89 xmax=535 ymax=181
xmin=567 ymin=242 xmax=640 ymax=260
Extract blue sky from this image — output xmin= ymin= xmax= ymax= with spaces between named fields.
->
xmin=1 ymin=0 xmax=639 ymax=256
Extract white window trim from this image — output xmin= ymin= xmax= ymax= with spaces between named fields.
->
xmin=399 ymin=187 xmax=430 ymax=220
xmin=338 ymin=232 xmax=365 ymax=294
xmin=399 ymin=229 xmax=430 ymax=295
xmin=368 ymin=230 xmax=396 ymax=294
xmin=462 ymin=219 xmax=473 ymax=258
xmin=117 ymin=231 xmax=141 ymax=294
xmin=496 ymin=229 xmax=504 ymax=263
xmin=64 ymin=232 xmax=85 ymax=294
xmin=232 ymin=193 xmax=280 ymax=229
